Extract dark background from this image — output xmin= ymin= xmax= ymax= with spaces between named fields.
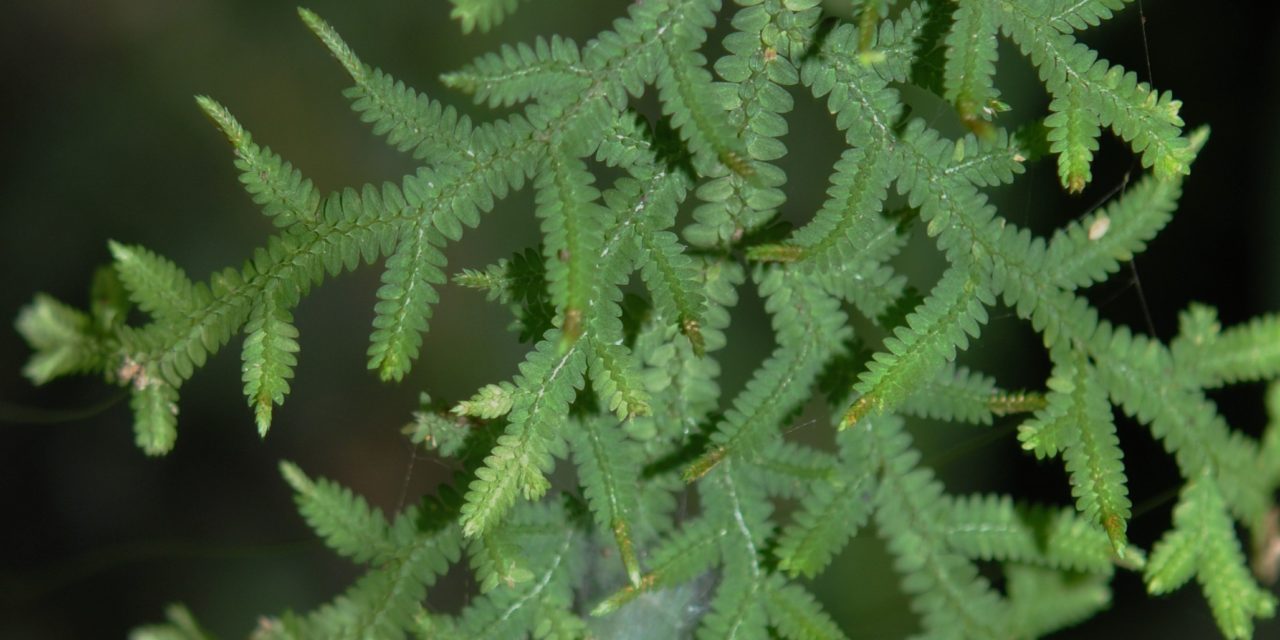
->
xmin=2 ymin=0 xmax=1279 ymax=637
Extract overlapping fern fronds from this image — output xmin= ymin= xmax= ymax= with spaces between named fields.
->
xmin=22 ymin=1 xmax=1280 ymax=638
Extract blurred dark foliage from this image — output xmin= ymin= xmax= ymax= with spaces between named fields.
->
xmin=2 ymin=1 xmax=1279 ymax=637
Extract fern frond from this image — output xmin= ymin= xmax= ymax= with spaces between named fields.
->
xmin=586 ymin=338 xmax=650 ymax=420
xmin=1025 ymin=350 xmax=1132 ymax=554
xmin=685 ymin=269 xmax=847 ymax=480
xmin=764 ymin=574 xmax=849 ymax=640
xmin=1045 ymin=93 xmax=1101 ymax=192
xmin=302 ymin=9 xmax=459 ymax=157
xmin=303 ymin=518 xmax=462 ymax=639
xmin=943 ymin=130 xmax=1026 ymax=187
xmin=1006 ymin=565 xmax=1111 ymax=638
xmin=1145 ymin=473 xmax=1277 ymax=639
xmin=900 ymin=364 xmax=999 ymax=425
xmin=109 ymin=241 xmax=203 ymax=324
xmin=650 ymin=1 xmax=751 ymax=181
xmin=567 ymin=416 xmax=644 ymax=586
xmin=535 ymin=150 xmax=607 ymax=344
xmin=367 ymin=223 xmax=446 ymax=382
xmin=1092 ymin=324 xmax=1273 ymax=525
xmin=130 ymin=379 xmax=179 ymax=456
xmin=944 ymin=495 xmax=1118 ymax=574
xmin=279 ymin=461 xmax=395 ymax=564
xmin=460 ymin=334 xmax=587 ymax=537
xmin=196 ymin=96 xmax=319 ymax=226
xmin=1038 ymin=0 xmax=1133 ymax=33
xmin=454 ymin=247 xmax=546 ymax=305
xmin=1045 ymin=160 xmax=1191 ymax=289
xmin=681 ymin=0 xmax=820 ymax=249
xmin=635 ymin=225 xmax=706 ymax=355
xmin=1181 ymin=313 xmax=1280 ymax=387
xmin=747 ymin=441 xmax=838 ymax=500
xmin=775 ymin=463 xmax=876 ymax=578
xmin=240 ymin=285 xmax=299 ymax=435
xmin=16 ymin=294 xmax=109 ymax=384
xmin=696 ymin=563 xmax=768 ymax=640
xmin=866 ymin=416 xmax=1010 ymax=638
xmin=803 ymin=22 xmax=904 ymax=150
xmin=442 ymin=36 xmax=589 ymax=109
xmin=469 ymin=530 xmax=534 ymax=593
xmin=453 ymin=382 xmax=516 ymax=420
xmin=944 ymin=1 xmax=1001 ymax=130
xmin=761 ymin=142 xmax=895 ymax=273
xmin=995 ymin=0 xmax=1191 ymax=184
xmin=405 ymin=408 xmax=472 ymax=457
xmin=449 ymin=0 xmax=530 ymax=34
xmin=842 ymin=267 xmax=993 ymax=429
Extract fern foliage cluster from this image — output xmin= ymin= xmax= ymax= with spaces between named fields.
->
xmin=20 ymin=1 xmax=1280 ymax=638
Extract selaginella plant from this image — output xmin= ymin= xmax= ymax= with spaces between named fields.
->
xmin=18 ymin=0 xmax=1280 ymax=638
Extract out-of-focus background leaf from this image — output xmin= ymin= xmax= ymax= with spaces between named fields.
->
xmin=1 ymin=1 xmax=1279 ymax=637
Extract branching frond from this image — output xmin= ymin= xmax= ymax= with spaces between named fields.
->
xmin=1145 ymin=474 xmax=1277 ymax=639
xmin=460 ymin=333 xmax=587 ymax=537
xmin=28 ymin=3 xmax=1275 ymax=639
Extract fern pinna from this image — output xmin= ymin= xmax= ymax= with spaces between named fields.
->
xmin=20 ymin=1 xmax=1280 ymax=638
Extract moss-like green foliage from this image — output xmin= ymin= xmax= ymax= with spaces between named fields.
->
xmin=20 ymin=1 xmax=1280 ymax=638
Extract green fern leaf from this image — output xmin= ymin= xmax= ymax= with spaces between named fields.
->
xmin=241 ymin=287 xmax=299 ymax=435
xmin=995 ymin=0 xmax=1191 ymax=183
xmin=905 ymin=364 xmax=1046 ymax=425
xmin=196 ymin=96 xmax=319 ymax=225
xmin=460 ymin=334 xmax=587 ymax=537
xmin=567 ymin=416 xmax=644 ymax=586
xmin=635 ymin=226 xmax=706 ymax=354
xmin=1006 ymin=565 xmax=1111 ymax=638
xmin=685 ymin=269 xmax=847 ymax=480
xmin=1025 ymin=350 xmax=1132 ymax=555
xmin=866 ymin=416 xmax=1010 ymax=638
xmin=944 ymin=495 xmax=1118 ymax=574
xmin=758 ymin=142 xmax=895 ymax=273
xmin=109 ymin=241 xmax=203 ymax=324
xmin=1181 ymin=313 xmax=1280 ymax=387
xmin=442 ymin=36 xmax=589 ymax=109
xmin=696 ymin=563 xmax=768 ymax=640
xmin=1145 ymin=473 xmax=1278 ymax=639
xmin=1038 ymin=0 xmax=1133 ymax=33
xmin=775 ymin=465 xmax=875 ymax=578
xmin=764 ymin=575 xmax=849 ymax=640
xmin=468 ymin=531 xmax=534 ymax=593
xmin=535 ymin=150 xmax=607 ymax=344
xmin=405 ymin=408 xmax=473 ymax=457
xmin=279 ymin=461 xmax=395 ymax=564
xmin=130 ymin=379 xmax=179 ymax=456
xmin=944 ymin=1 xmax=1001 ymax=130
xmin=747 ymin=441 xmax=838 ymax=500
xmin=367 ymin=223 xmax=447 ymax=382
xmin=304 ymin=519 xmax=462 ymax=639
xmin=453 ymin=383 xmax=516 ymax=420
xmin=842 ymin=268 xmax=993 ymax=429
xmin=1044 ymin=130 xmax=1199 ymax=289
xmin=1045 ymin=93 xmax=1101 ymax=192
xmin=16 ymin=294 xmax=108 ymax=385
xmin=449 ymin=0 xmax=530 ymax=34
xmin=586 ymin=338 xmax=651 ymax=420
